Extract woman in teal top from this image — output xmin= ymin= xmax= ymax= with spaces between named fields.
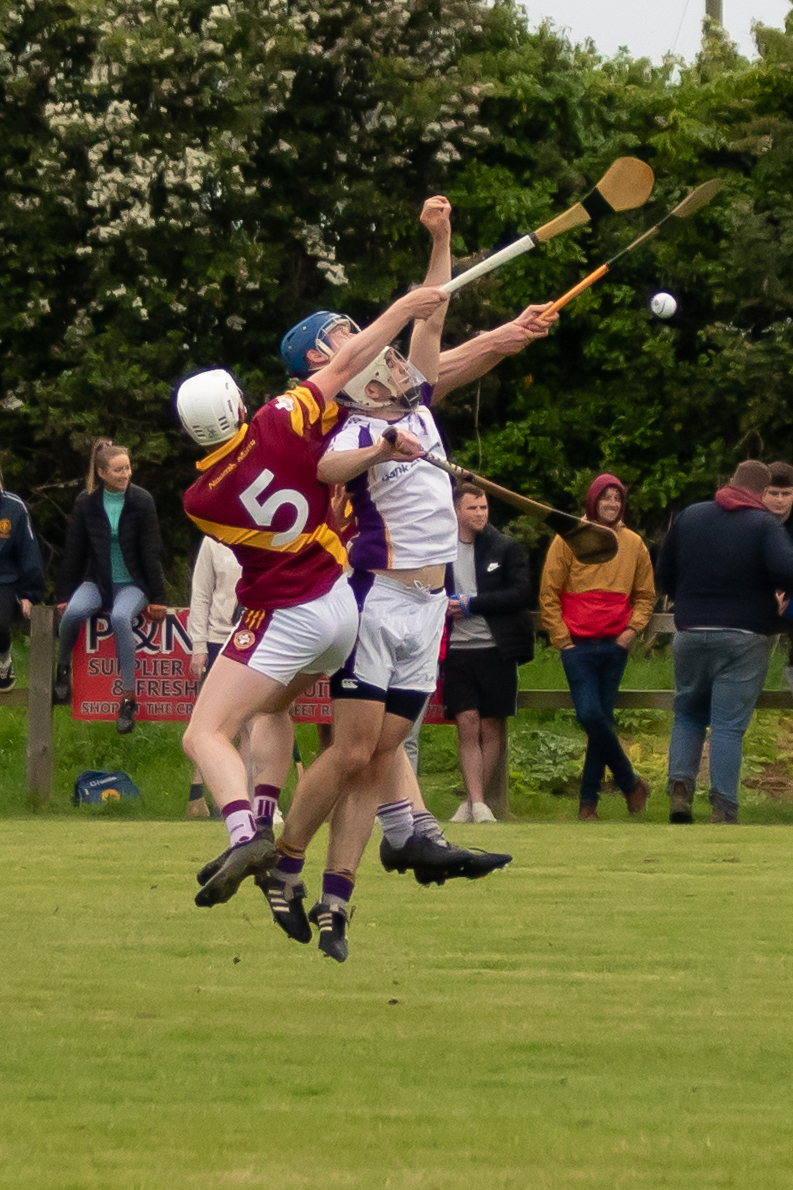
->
xmin=54 ymin=438 xmax=167 ymax=734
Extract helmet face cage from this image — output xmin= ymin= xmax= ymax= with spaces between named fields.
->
xmin=173 ymin=369 xmax=246 ymax=446
xmin=338 ymin=348 xmax=427 ymax=413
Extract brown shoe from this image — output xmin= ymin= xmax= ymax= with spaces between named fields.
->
xmin=626 ymin=777 xmax=649 ymax=815
xmin=709 ymin=790 xmax=738 ymax=824
xmin=186 ymin=796 xmax=210 ymax=820
xmin=578 ymin=802 xmax=599 ymax=821
xmin=669 ymin=780 xmax=694 ymax=824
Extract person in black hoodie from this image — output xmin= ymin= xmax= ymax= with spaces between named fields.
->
xmin=0 ymin=464 xmax=45 ymax=692
xmin=54 ymin=438 xmax=167 ymax=733
xmin=657 ymin=460 xmax=793 ymax=824
xmin=443 ymin=482 xmax=533 ymax=823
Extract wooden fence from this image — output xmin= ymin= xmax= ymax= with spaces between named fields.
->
xmin=3 ymin=609 xmax=792 ymax=812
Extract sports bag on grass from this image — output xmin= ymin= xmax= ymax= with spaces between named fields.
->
xmin=72 ymin=770 xmax=142 ymax=805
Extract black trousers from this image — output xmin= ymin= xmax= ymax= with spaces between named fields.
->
xmin=0 ymin=584 xmax=19 ymax=655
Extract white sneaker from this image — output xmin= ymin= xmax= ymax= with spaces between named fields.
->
xmin=471 ymin=802 xmax=497 ymax=824
xmin=273 ymin=806 xmax=284 ymax=826
xmin=449 ymin=800 xmax=473 ymax=823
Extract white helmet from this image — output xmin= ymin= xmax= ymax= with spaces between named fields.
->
xmin=173 ymin=368 xmax=246 ymax=446
xmin=339 ymin=347 xmax=428 ymax=413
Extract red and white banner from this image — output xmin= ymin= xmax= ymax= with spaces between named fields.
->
xmin=71 ymin=609 xmax=199 ymax=722
xmin=71 ymin=608 xmax=451 ymax=724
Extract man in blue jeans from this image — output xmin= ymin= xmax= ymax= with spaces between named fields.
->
xmin=657 ymin=460 xmax=793 ymax=823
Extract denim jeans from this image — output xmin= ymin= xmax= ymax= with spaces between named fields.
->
xmin=58 ymin=581 xmax=147 ymax=691
xmin=561 ymin=637 xmax=635 ymax=803
xmin=668 ymin=629 xmax=770 ymax=805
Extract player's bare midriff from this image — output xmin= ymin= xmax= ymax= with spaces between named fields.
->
xmin=371 ymin=564 xmax=445 ymax=589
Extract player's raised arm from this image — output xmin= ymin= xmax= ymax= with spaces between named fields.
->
xmin=311 ymin=286 xmax=448 ymax=403
xmin=408 ymin=196 xmax=452 ymax=384
xmin=432 ymin=302 xmax=559 ymax=404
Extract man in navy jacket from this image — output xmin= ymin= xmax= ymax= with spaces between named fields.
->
xmin=0 ymin=467 xmax=45 ymax=692
xmin=657 ymin=460 xmax=793 ymax=823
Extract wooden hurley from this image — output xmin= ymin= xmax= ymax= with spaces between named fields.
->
xmin=421 ymin=452 xmax=618 ymax=564
xmin=440 ymin=157 xmax=654 ymax=295
xmin=541 ymin=178 xmax=723 ymax=320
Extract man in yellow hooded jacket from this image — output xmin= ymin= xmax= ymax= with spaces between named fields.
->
xmin=539 ymin=473 xmax=656 ymax=820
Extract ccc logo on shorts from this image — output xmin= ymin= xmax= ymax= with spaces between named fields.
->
xmin=233 ymin=629 xmax=255 ymax=650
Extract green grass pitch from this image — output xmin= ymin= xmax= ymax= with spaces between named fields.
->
xmin=3 ymin=821 xmax=793 ymax=1189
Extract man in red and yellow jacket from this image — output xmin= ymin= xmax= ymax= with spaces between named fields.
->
xmin=539 ymin=473 xmax=656 ymax=820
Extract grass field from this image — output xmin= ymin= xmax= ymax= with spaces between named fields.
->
xmin=3 ymin=820 xmax=793 ymax=1189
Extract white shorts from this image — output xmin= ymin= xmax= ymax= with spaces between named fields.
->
xmin=222 ymin=576 xmax=358 ymax=686
xmin=338 ymin=573 xmax=446 ymax=696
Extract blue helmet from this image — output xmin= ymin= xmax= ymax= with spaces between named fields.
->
xmin=279 ymin=311 xmax=356 ymax=378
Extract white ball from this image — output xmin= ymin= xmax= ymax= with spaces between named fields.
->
xmin=650 ymin=292 xmax=677 ymax=318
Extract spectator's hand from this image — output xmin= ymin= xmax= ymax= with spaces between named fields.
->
xmin=190 ymin=652 xmax=208 ymax=678
xmin=146 ymin=604 xmax=167 ymax=623
xmin=56 ymin=602 xmax=68 ymax=617
xmin=448 ymin=597 xmax=464 ymax=620
xmin=615 ymin=628 xmax=636 ymax=650
xmin=560 ymin=644 xmax=575 ymax=651
xmin=420 ymin=195 xmax=452 ymax=238
xmin=448 ymin=595 xmax=472 ymax=620
xmin=19 ymin=599 xmax=32 ymax=619
xmin=776 ymin=591 xmax=789 ymax=617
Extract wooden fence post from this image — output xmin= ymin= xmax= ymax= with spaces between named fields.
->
xmin=26 ymin=605 xmax=54 ymax=806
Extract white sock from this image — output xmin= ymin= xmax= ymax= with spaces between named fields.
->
xmin=221 ymin=801 xmax=257 ymax=848
xmin=376 ymin=799 xmax=414 ymax=848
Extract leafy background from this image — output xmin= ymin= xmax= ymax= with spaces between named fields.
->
xmin=2 ymin=0 xmax=793 ymax=591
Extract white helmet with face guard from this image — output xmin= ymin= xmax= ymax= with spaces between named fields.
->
xmin=338 ymin=347 xmax=428 ymax=413
xmin=173 ymin=368 xmax=246 ymax=446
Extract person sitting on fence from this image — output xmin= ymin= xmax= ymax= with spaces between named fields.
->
xmin=0 ymin=463 xmax=46 ymax=693
xmin=539 ymin=473 xmax=656 ymax=821
xmin=54 ymin=438 xmax=167 ymax=734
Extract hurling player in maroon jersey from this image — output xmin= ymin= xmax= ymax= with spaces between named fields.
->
xmin=175 ymin=284 xmax=448 ymax=909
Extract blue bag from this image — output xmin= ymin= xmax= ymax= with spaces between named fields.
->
xmin=72 ymin=770 xmax=142 ymax=806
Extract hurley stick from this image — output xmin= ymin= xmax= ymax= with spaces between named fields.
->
xmin=441 ymin=157 xmax=654 ymax=296
xmin=419 ymin=449 xmax=618 ymax=564
xmin=540 ymin=178 xmax=723 ymax=320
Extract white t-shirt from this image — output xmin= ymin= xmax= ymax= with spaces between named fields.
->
xmin=326 ymin=404 xmax=458 ymax=570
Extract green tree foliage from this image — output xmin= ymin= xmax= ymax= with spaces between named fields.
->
xmin=2 ymin=0 xmax=793 ymax=578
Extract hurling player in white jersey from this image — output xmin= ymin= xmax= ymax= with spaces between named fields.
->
xmin=260 ymin=198 xmax=558 ymax=960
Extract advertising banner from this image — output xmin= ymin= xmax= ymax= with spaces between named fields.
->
xmin=71 ymin=608 xmax=199 ymax=722
xmin=71 ymin=608 xmax=453 ymax=725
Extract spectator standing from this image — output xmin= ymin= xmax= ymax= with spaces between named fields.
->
xmin=0 ymin=464 xmax=46 ymax=692
xmin=657 ymin=460 xmax=793 ymax=824
xmin=539 ymin=473 xmax=655 ymax=821
xmin=762 ymin=461 xmax=793 ymax=689
xmin=185 ymin=536 xmax=243 ymax=818
xmin=443 ymin=483 xmax=534 ymax=823
xmin=54 ymin=438 xmax=167 ymax=733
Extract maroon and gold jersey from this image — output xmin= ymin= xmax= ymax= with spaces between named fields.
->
xmin=183 ymin=381 xmax=348 ymax=611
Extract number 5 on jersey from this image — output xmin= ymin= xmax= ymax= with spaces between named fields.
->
xmin=240 ymin=469 xmax=310 ymax=546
